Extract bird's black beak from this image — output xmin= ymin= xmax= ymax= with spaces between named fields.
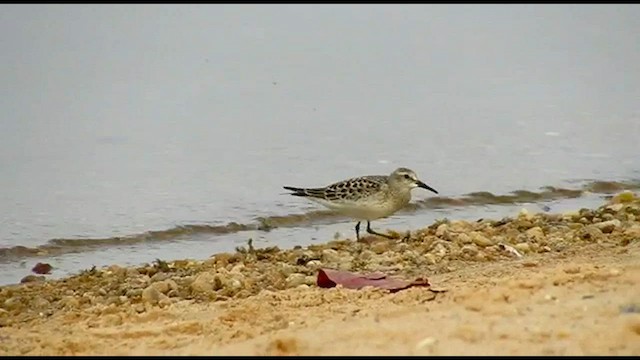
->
xmin=416 ymin=180 xmax=438 ymax=194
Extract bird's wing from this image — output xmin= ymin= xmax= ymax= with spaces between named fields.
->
xmin=323 ymin=175 xmax=386 ymax=201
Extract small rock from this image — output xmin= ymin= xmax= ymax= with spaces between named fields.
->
xmin=158 ymin=298 xmax=173 ymax=308
xmin=142 ymin=285 xmax=167 ymax=305
xmin=224 ymin=278 xmax=243 ymax=291
xmin=624 ymin=225 xmax=640 ymax=237
xmin=415 ymin=337 xmax=438 ymax=351
xmin=525 ymin=227 xmax=545 ymax=242
xmin=230 ymin=263 xmax=245 ymax=274
xmin=518 ymin=208 xmax=533 ymax=220
xmin=31 ymin=262 xmax=53 ymax=275
xmin=285 ymin=273 xmax=307 ymax=288
xmin=3 ymin=297 xmax=21 ymax=311
xmin=358 ymin=250 xmax=374 ymax=260
xmin=611 ymin=190 xmax=636 ymax=204
xmin=578 ymin=225 xmax=604 ymax=241
xmin=601 ymin=213 xmax=614 ymax=221
xmin=20 ymin=275 xmax=45 ymax=284
xmin=150 ymin=272 xmax=170 ymax=283
xmin=563 ymin=266 xmax=581 ymax=274
xmin=562 ymin=210 xmax=580 ymax=219
xmin=126 ymin=268 xmax=141 ymax=278
xmin=424 ymin=253 xmax=437 ymax=265
xmin=134 ymin=304 xmax=145 ymax=313
xmin=456 ymin=233 xmax=472 ymax=244
xmin=606 ymin=203 xmax=624 ymax=212
xmin=305 ymin=260 xmax=323 ymax=269
xmin=98 ymin=288 xmax=108 ymax=296
xmin=279 ymin=263 xmax=298 ymax=277
xmin=433 ymin=243 xmax=448 ymax=258
xmin=594 ymin=219 xmax=621 ymax=234
xmin=474 ymin=251 xmax=487 ymax=261
xmin=514 ymin=279 xmax=542 ymax=289
xmin=461 ymin=245 xmax=478 ymax=257
xmin=151 ymin=279 xmax=178 ymax=294
xmin=173 ymin=259 xmax=191 ymax=268
xmin=190 ymin=273 xmax=218 ymax=294
xmin=449 ymin=220 xmax=471 ymax=233
xmin=102 ymin=314 xmax=123 ymax=326
xmin=435 ymin=224 xmax=448 ymax=237
xmin=514 ymin=242 xmax=531 ymax=253
xmin=470 ymin=232 xmax=493 ymax=247
xmin=370 ymin=241 xmax=391 ymax=254
xmin=126 ymin=288 xmax=143 ymax=298
xmin=107 ymin=265 xmax=127 ymax=277
xmin=321 ymin=249 xmax=341 ymax=263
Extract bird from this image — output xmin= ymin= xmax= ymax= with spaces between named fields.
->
xmin=283 ymin=167 xmax=438 ymax=241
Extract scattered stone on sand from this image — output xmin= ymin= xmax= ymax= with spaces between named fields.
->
xmin=0 ymin=192 xmax=638 ymax=330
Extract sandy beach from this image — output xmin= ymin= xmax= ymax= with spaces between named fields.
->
xmin=1 ymin=191 xmax=639 ymax=356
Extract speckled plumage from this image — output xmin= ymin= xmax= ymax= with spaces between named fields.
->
xmin=284 ymin=167 xmax=438 ymax=240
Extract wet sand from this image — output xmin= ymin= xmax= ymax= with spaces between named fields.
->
xmin=1 ymin=191 xmax=639 ymax=356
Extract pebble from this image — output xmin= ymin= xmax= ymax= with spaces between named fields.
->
xmin=142 ymin=285 xmax=167 ymax=305
xmin=285 ymin=273 xmax=307 ymax=288
xmin=151 ymin=279 xmax=178 ymax=294
xmin=3 ymin=297 xmax=21 ymax=311
xmin=190 ymin=273 xmax=217 ymax=294
xmin=514 ymin=242 xmax=531 ymax=253
xmin=470 ymin=232 xmax=493 ymax=247
xmin=594 ymin=219 xmax=621 ymax=234
xmin=321 ymin=249 xmax=341 ymax=263
xmin=461 ymin=245 xmax=478 ymax=257
xmin=456 ymin=233 xmax=472 ymax=244
xmin=62 ymin=296 xmax=80 ymax=309
xmin=20 ymin=275 xmax=45 ymax=284
xmin=415 ymin=337 xmax=438 ymax=351
xmin=525 ymin=227 xmax=545 ymax=242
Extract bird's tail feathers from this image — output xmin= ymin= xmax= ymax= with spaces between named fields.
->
xmin=283 ymin=186 xmax=325 ymax=198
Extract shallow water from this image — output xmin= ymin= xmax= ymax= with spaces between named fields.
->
xmin=1 ymin=4 xmax=639 ymax=285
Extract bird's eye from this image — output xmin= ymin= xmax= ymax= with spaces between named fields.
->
xmin=403 ymin=174 xmax=411 ymax=180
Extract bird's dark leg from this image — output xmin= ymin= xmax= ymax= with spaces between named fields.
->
xmin=355 ymin=221 xmax=361 ymax=241
xmin=366 ymin=221 xmax=395 ymax=239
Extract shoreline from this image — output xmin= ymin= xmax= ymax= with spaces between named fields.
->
xmin=2 ymin=177 xmax=639 ymax=266
xmin=1 ymin=191 xmax=639 ymax=355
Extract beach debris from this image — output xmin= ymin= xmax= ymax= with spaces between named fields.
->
xmin=498 ymin=243 xmax=523 ymax=258
xmin=31 ymin=262 xmax=53 ymax=275
xmin=316 ymin=268 xmax=430 ymax=292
